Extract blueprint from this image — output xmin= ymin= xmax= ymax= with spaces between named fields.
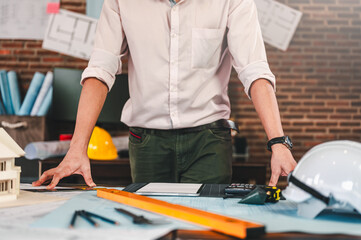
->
xmin=255 ymin=0 xmax=302 ymax=51
xmin=42 ymin=9 xmax=97 ymax=60
xmin=2 ymin=188 xmax=361 ymax=240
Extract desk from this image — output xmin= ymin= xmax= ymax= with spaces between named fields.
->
xmin=159 ymin=230 xmax=361 ymax=239
xmin=38 ymin=158 xmax=267 ymax=185
xmin=1 ymin=187 xmax=359 ymax=240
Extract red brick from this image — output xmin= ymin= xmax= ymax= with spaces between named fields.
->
xmin=0 ymin=50 xmax=11 ymax=55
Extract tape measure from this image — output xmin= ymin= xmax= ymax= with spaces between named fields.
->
xmin=97 ymin=189 xmax=265 ymax=239
xmin=265 ymin=186 xmax=281 ymax=203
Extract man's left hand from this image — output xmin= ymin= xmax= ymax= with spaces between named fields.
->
xmin=269 ymin=144 xmax=297 ymax=186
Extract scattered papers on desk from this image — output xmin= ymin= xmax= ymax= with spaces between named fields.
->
xmin=0 ymin=193 xmax=171 ymax=240
xmin=0 ymin=190 xmax=66 ymax=209
xmin=153 ymin=196 xmax=361 ymax=236
xmin=31 ymin=190 xmax=361 ymax=236
xmin=136 ymin=183 xmax=203 ymax=196
xmin=31 ymin=190 xmax=199 ymax=240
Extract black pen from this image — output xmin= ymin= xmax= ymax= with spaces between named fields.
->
xmin=83 ymin=210 xmax=120 ymax=225
xmin=78 ymin=210 xmax=99 ymax=227
xmin=69 ymin=210 xmax=79 ymax=228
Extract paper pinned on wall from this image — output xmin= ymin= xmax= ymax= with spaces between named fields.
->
xmin=42 ymin=9 xmax=98 ymax=60
xmin=255 ymin=0 xmax=302 ymax=51
xmin=46 ymin=2 xmax=60 ymax=14
xmin=0 ymin=0 xmax=60 ymax=40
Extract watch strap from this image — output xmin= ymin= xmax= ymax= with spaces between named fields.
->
xmin=267 ymin=136 xmax=292 ymax=152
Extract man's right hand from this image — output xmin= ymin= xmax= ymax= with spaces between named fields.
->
xmin=32 ymin=149 xmax=96 ymax=189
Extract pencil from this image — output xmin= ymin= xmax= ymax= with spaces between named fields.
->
xmin=79 ymin=210 xmax=99 ymax=227
xmin=69 ymin=211 xmax=79 ymax=228
xmin=83 ymin=210 xmax=120 ymax=225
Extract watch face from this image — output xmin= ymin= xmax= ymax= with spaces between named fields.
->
xmin=285 ymin=136 xmax=293 ymax=149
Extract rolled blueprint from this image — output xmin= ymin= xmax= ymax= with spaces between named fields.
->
xmin=36 ymin=86 xmax=53 ymax=116
xmin=7 ymin=71 xmax=22 ymax=114
xmin=25 ymin=140 xmax=70 ymax=160
xmin=25 ymin=136 xmax=129 ymax=160
xmin=18 ymin=72 xmax=45 ymax=115
xmin=0 ymin=70 xmax=14 ymax=114
xmin=31 ymin=71 xmax=53 ymax=116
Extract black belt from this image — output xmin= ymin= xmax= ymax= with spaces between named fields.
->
xmin=132 ymin=119 xmax=239 ymax=135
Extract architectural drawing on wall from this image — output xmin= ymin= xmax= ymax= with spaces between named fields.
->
xmin=0 ymin=128 xmax=24 ymax=203
xmin=254 ymin=0 xmax=302 ymax=51
xmin=0 ymin=0 xmax=60 ymax=40
xmin=42 ymin=9 xmax=97 ymax=60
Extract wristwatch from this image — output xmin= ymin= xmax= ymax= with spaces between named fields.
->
xmin=267 ymin=136 xmax=293 ymax=152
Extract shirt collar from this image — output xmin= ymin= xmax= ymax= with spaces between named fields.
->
xmin=169 ymin=0 xmax=177 ymax=7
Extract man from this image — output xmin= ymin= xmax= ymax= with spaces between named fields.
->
xmin=33 ymin=0 xmax=297 ymax=189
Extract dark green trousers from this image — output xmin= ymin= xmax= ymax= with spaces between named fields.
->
xmin=128 ymin=127 xmax=233 ymax=184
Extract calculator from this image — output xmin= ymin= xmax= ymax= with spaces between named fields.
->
xmin=224 ymin=183 xmax=282 ymax=202
xmin=224 ymin=183 xmax=259 ymax=195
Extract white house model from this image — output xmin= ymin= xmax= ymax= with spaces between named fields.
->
xmin=0 ymin=128 xmax=24 ymax=202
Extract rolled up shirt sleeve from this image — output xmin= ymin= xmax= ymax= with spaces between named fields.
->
xmin=227 ymin=0 xmax=276 ymax=99
xmin=81 ymin=0 xmax=128 ymax=91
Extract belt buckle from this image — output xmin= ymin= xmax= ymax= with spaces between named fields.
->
xmin=226 ymin=120 xmax=239 ymax=133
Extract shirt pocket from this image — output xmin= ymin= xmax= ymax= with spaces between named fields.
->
xmin=191 ymin=28 xmax=225 ymax=69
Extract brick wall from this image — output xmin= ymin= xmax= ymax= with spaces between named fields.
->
xmin=1 ymin=0 xmax=360 ymax=183
xmin=229 ymin=0 xmax=361 ymax=172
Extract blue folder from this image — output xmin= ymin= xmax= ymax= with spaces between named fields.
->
xmin=0 ymin=70 xmax=14 ymax=114
xmin=18 ymin=72 xmax=45 ymax=116
xmin=7 ymin=71 xmax=22 ymax=115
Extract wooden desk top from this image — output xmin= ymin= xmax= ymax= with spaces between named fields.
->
xmin=158 ymin=229 xmax=361 ymax=240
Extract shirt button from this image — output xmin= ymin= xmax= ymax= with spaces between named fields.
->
xmin=171 ymin=33 xmax=177 ymax=38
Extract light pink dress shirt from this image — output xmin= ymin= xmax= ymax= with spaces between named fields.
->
xmin=81 ymin=0 xmax=276 ymax=129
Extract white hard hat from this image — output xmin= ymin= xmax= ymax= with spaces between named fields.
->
xmin=282 ymin=140 xmax=361 ymax=218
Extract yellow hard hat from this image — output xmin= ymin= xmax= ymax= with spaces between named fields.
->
xmin=87 ymin=126 xmax=118 ymax=160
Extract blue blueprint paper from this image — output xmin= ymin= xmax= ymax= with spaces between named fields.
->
xmin=0 ymin=70 xmax=14 ymax=114
xmin=31 ymin=71 xmax=53 ymax=116
xmin=153 ymin=196 xmax=361 ymax=236
xmin=18 ymin=72 xmax=45 ymax=115
xmin=32 ymin=190 xmax=361 ymax=236
xmin=36 ymin=86 xmax=52 ymax=116
xmin=31 ymin=190 xmax=199 ymax=231
xmin=86 ymin=0 xmax=104 ymax=19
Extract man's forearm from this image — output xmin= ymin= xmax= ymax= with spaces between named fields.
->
xmin=70 ymin=78 xmax=108 ymax=151
xmin=249 ymin=79 xmax=284 ymax=140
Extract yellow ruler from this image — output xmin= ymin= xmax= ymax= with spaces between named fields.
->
xmin=97 ymin=189 xmax=265 ymax=239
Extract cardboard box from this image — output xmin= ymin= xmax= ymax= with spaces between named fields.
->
xmin=0 ymin=116 xmax=47 ymax=148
